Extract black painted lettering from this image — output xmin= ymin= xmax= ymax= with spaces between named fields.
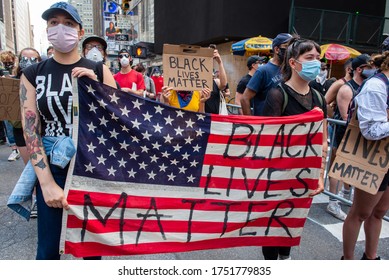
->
xmin=199 ymin=58 xmax=209 ymax=72
xmin=264 ymin=168 xmax=286 ymax=199
xmin=251 ymin=124 xmax=266 ymax=160
xmin=169 ymin=56 xmax=178 ymax=68
xmin=243 ymin=167 xmax=266 ymax=199
xmin=360 ymin=170 xmax=372 ymax=186
xmin=265 ymin=200 xmax=294 ymax=238
xmin=239 ymin=202 xmax=268 ymax=236
xmin=136 ymin=198 xmax=172 ymax=245
xmin=269 ymin=124 xmax=285 ymax=159
xmin=367 ymin=141 xmax=381 ymax=166
xmin=210 ymin=201 xmax=241 ymax=237
xmin=362 ymin=137 xmax=376 ymax=159
xmin=379 ymin=142 xmax=389 ymax=168
xmin=204 ymin=165 xmax=221 ymax=195
xmin=331 ymin=162 xmax=345 ymax=175
xmin=81 ymin=192 xmax=128 ymax=245
xmin=292 ymin=168 xmax=310 ymax=197
xmin=223 ymin=123 xmax=254 ymax=159
xmin=182 ymin=199 xmax=206 ymax=242
xmin=304 ymin=122 xmax=321 ymax=157
xmin=286 ymin=123 xmax=306 ymax=158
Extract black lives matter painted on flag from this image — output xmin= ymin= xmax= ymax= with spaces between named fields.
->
xmin=60 ymin=77 xmax=324 ymax=257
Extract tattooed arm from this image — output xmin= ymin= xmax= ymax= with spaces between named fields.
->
xmin=20 ymin=74 xmax=69 ymax=210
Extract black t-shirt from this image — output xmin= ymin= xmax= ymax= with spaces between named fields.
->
xmin=23 ymin=57 xmax=102 ymax=137
xmin=262 ymin=82 xmax=327 ymax=117
xmin=205 ymin=80 xmax=221 ymax=114
xmin=236 ymin=73 xmax=252 ymax=94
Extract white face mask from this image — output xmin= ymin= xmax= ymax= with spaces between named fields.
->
xmin=47 ymin=24 xmax=79 ymax=54
xmin=317 ymin=69 xmax=328 ymax=85
xmin=120 ymin=57 xmax=130 ymax=67
xmin=86 ymin=47 xmax=104 ymax=62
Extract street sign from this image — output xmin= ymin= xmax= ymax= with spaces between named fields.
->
xmin=115 ymin=34 xmax=129 ymax=42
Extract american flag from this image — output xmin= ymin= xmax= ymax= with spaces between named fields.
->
xmin=60 ymin=77 xmax=324 ymax=257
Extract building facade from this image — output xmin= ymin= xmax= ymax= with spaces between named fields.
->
xmin=0 ymin=0 xmax=33 ymax=53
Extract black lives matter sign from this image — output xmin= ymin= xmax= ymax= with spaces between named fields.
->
xmin=329 ymin=113 xmax=389 ymax=195
xmin=0 ymin=77 xmax=20 ymax=121
xmin=162 ymin=44 xmax=213 ymax=91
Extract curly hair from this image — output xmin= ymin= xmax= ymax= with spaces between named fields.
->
xmin=370 ymin=51 xmax=389 ymax=71
xmin=0 ymin=50 xmax=16 ymax=63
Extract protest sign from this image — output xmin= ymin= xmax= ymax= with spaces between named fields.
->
xmin=0 ymin=77 xmax=21 ymax=121
xmin=59 ymin=77 xmax=324 ymax=258
xmin=329 ymin=112 xmax=389 ymax=195
xmin=162 ymin=44 xmax=213 ymax=91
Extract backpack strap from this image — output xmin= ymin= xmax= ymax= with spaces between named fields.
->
xmin=279 ymin=83 xmax=288 ymax=114
xmin=280 ymin=83 xmax=324 ymax=114
xmin=311 ymin=88 xmax=324 ymax=108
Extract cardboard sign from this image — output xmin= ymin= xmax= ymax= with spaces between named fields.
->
xmin=329 ymin=112 xmax=389 ymax=195
xmin=0 ymin=77 xmax=21 ymax=121
xmin=162 ymin=44 xmax=213 ymax=91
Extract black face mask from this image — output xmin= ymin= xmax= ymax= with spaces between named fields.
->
xmin=278 ymin=48 xmax=286 ymax=63
xmin=3 ymin=62 xmax=14 ymax=71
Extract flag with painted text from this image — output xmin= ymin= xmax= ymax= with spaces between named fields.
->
xmin=60 ymin=77 xmax=324 ymax=257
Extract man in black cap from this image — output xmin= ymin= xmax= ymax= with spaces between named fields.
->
xmin=82 ymin=35 xmax=108 ymax=62
xmin=235 ymin=55 xmax=261 ymax=114
xmin=241 ymin=33 xmax=292 ymax=116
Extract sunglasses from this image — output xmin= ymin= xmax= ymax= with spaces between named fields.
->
xmin=85 ymin=43 xmax=104 ymax=51
xmin=119 ymin=54 xmax=130 ymax=58
xmin=21 ymin=56 xmax=38 ymax=62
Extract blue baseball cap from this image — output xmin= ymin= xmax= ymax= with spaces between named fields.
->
xmin=42 ymin=2 xmax=82 ymax=28
xmin=272 ymin=33 xmax=293 ymax=49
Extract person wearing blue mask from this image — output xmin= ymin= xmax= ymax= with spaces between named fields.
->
xmin=241 ymin=33 xmax=293 ymax=116
xmin=261 ymin=37 xmax=327 ymax=260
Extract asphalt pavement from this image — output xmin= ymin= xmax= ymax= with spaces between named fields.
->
xmin=0 ymin=143 xmax=388 ymax=260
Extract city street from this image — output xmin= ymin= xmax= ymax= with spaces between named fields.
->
xmin=0 ymin=143 xmax=388 ymax=260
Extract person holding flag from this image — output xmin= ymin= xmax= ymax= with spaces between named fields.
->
xmin=19 ymin=2 xmax=116 ymax=260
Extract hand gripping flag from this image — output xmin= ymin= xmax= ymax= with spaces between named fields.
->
xmin=60 ymin=77 xmax=324 ymax=257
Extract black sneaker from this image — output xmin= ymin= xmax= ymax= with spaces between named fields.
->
xmin=361 ymin=252 xmax=381 ymax=260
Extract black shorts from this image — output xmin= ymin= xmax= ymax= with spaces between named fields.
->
xmin=379 ymin=169 xmax=389 ymax=192
xmin=13 ymin=127 xmax=26 ymax=147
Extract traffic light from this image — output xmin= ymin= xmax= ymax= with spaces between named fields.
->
xmin=134 ymin=45 xmax=147 ymax=59
xmin=122 ymin=0 xmax=131 ymax=11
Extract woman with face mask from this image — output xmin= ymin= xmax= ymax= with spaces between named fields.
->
xmin=19 ymin=2 xmax=116 ymax=260
xmin=261 ymin=37 xmax=327 ymax=260
xmin=113 ymin=49 xmax=146 ymax=95
xmin=10 ymin=48 xmax=42 ymax=165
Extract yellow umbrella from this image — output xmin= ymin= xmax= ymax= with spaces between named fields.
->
xmin=231 ymin=35 xmax=273 ymax=56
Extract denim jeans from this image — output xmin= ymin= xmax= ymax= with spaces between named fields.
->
xmin=35 ymin=163 xmax=101 ymax=260
xmin=36 ymin=163 xmax=67 ymax=260
xmin=3 ymin=120 xmax=16 ymax=146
